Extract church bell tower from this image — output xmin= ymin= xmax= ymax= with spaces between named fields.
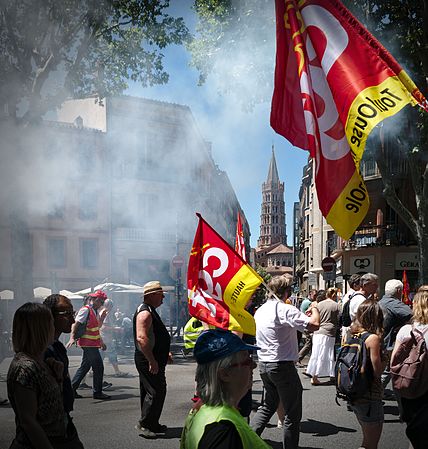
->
xmin=257 ymin=146 xmax=287 ymax=248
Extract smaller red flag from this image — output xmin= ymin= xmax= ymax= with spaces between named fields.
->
xmin=187 ymin=214 xmax=262 ymax=335
xmin=235 ymin=212 xmax=247 ymax=262
xmin=402 ymin=270 xmax=411 ymax=306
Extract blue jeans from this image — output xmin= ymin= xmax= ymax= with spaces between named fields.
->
xmin=71 ymin=347 xmax=104 ymax=394
xmin=251 ymin=361 xmax=302 ymax=449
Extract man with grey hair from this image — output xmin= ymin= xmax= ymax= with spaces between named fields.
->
xmin=379 ymin=279 xmax=413 ymax=390
xmin=349 ymin=273 xmax=379 ymax=322
xmin=251 ymin=275 xmax=320 ymax=449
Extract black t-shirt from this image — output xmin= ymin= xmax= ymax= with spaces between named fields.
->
xmin=198 ymin=420 xmax=243 ymax=449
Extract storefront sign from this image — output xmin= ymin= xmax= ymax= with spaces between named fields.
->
xmin=395 ymin=253 xmax=419 ymax=270
xmin=350 ymin=255 xmax=374 ymax=274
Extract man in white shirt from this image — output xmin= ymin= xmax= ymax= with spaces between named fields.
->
xmin=349 ymin=273 xmax=379 ymax=322
xmin=340 ymin=274 xmax=361 ymax=342
xmin=251 ymin=275 xmax=320 ymax=449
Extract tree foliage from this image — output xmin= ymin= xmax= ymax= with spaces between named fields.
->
xmin=188 ymin=0 xmax=274 ymax=110
xmin=0 ymin=0 xmax=189 ymax=122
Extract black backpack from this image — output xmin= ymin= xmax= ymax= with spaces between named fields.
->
xmin=335 ymin=332 xmax=371 ymax=404
xmin=340 ymin=298 xmax=352 ymax=327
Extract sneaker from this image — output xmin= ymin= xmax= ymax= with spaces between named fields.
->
xmin=113 ymin=372 xmax=130 ymax=378
xmin=151 ymin=424 xmax=167 ymax=434
xmin=102 ymin=381 xmax=113 ymax=390
xmin=93 ymin=393 xmax=111 ymax=400
xmin=277 ymin=419 xmax=283 ymax=429
xmin=78 ymin=382 xmax=92 ymax=390
xmin=135 ymin=425 xmax=156 ymax=439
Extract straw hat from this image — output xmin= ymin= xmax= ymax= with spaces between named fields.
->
xmin=143 ymin=281 xmax=165 ymax=297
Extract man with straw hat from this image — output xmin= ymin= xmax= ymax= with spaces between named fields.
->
xmin=133 ymin=281 xmax=172 ymax=439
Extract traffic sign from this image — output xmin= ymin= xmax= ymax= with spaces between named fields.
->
xmin=321 ymin=256 xmax=336 ymax=272
xmin=171 ymin=255 xmax=185 ymax=268
xmin=323 ymin=271 xmax=336 ymax=281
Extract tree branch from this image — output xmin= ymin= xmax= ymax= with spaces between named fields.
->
xmin=376 ymin=152 xmax=419 ymax=238
xmin=96 ymin=19 xmax=133 ymax=37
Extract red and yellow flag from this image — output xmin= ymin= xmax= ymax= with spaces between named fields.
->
xmin=402 ymin=269 xmax=411 ymax=306
xmin=271 ymin=0 xmax=428 ymax=240
xmin=235 ymin=211 xmax=247 ymax=261
xmin=187 ymin=214 xmax=262 ymax=335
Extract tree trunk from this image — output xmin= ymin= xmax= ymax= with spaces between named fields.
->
xmin=417 ymin=233 xmax=428 ymax=285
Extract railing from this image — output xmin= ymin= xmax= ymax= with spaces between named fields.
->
xmin=340 ymin=224 xmax=406 ymax=249
xmin=114 ymin=228 xmax=176 ymax=242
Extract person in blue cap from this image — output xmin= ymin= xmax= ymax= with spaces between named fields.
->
xmin=180 ymin=329 xmax=272 ymax=449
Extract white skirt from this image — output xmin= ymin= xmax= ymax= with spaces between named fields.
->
xmin=306 ymin=333 xmax=336 ymax=378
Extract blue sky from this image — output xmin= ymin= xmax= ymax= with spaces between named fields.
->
xmin=127 ymin=3 xmax=309 ymax=247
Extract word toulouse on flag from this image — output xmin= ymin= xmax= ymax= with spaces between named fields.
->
xmin=271 ymin=0 xmax=428 ymax=240
xmin=187 ymin=214 xmax=262 ymax=335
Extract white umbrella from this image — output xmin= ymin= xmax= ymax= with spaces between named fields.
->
xmin=59 ymin=289 xmax=84 ymax=300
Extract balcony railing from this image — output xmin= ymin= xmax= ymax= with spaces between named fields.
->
xmin=341 ymin=224 xmax=406 ymax=249
xmin=114 ymin=227 xmax=176 ymax=243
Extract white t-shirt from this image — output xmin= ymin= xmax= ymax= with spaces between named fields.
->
xmin=396 ymin=322 xmax=428 ymax=345
xmin=349 ymin=292 xmax=367 ymax=322
xmin=255 ymin=299 xmax=310 ymax=362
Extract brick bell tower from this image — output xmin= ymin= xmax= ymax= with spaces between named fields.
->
xmin=257 ymin=146 xmax=287 ymax=248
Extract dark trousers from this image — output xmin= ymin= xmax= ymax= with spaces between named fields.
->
xmin=135 ymin=351 xmax=167 ymax=430
xmin=251 ymin=362 xmax=302 ymax=449
xmin=71 ymin=347 xmax=104 ymax=394
xmin=298 ymin=331 xmax=313 ymax=362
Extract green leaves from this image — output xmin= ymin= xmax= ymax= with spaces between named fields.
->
xmin=0 ymin=0 xmax=190 ymax=120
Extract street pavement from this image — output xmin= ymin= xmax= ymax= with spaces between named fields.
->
xmin=0 ymin=342 xmax=408 ymax=449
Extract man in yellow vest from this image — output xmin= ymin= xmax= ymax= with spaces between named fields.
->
xmin=183 ymin=317 xmax=204 ymax=356
xmin=67 ymin=290 xmax=111 ymax=400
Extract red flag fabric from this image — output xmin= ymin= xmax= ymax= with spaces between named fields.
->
xmin=271 ymin=0 xmax=428 ymax=240
xmin=402 ymin=269 xmax=411 ymax=306
xmin=187 ymin=214 xmax=262 ymax=335
xmin=235 ymin=212 xmax=247 ymax=261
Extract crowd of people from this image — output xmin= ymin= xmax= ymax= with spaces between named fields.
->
xmin=2 ymin=274 xmax=427 ymax=449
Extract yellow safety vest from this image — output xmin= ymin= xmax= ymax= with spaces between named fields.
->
xmin=180 ymin=404 xmax=272 ymax=449
xmin=183 ymin=317 xmax=204 ymax=350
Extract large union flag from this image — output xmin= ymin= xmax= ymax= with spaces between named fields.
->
xmin=271 ymin=0 xmax=428 ymax=240
xmin=187 ymin=214 xmax=262 ymax=335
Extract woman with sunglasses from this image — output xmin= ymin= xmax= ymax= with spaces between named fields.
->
xmin=180 ymin=329 xmax=271 ymax=449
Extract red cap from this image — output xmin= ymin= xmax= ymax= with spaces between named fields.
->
xmin=88 ymin=290 xmax=107 ymax=301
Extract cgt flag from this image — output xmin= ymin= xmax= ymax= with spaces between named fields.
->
xmin=271 ymin=0 xmax=428 ymax=240
xmin=235 ymin=211 xmax=247 ymax=261
xmin=187 ymin=214 xmax=262 ymax=335
xmin=402 ymin=269 xmax=411 ymax=306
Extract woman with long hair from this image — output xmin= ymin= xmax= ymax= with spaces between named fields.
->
xmin=305 ymin=288 xmax=340 ymax=385
xmin=7 ymin=302 xmax=83 ymax=449
xmin=349 ymin=299 xmax=385 ymax=449
xmin=180 ymin=329 xmax=271 ymax=449
xmin=392 ymin=290 xmax=428 ymax=449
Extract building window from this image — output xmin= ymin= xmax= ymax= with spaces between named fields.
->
xmin=78 ymin=147 xmax=95 ymax=173
xmin=79 ymin=191 xmax=97 ymax=220
xmin=80 ymin=238 xmax=98 ymax=269
xmin=48 ymin=202 xmax=65 ymax=220
xmin=48 ymin=238 xmax=66 ymax=268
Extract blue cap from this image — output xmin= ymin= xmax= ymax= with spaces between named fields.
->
xmin=194 ymin=329 xmax=260 ymax=364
